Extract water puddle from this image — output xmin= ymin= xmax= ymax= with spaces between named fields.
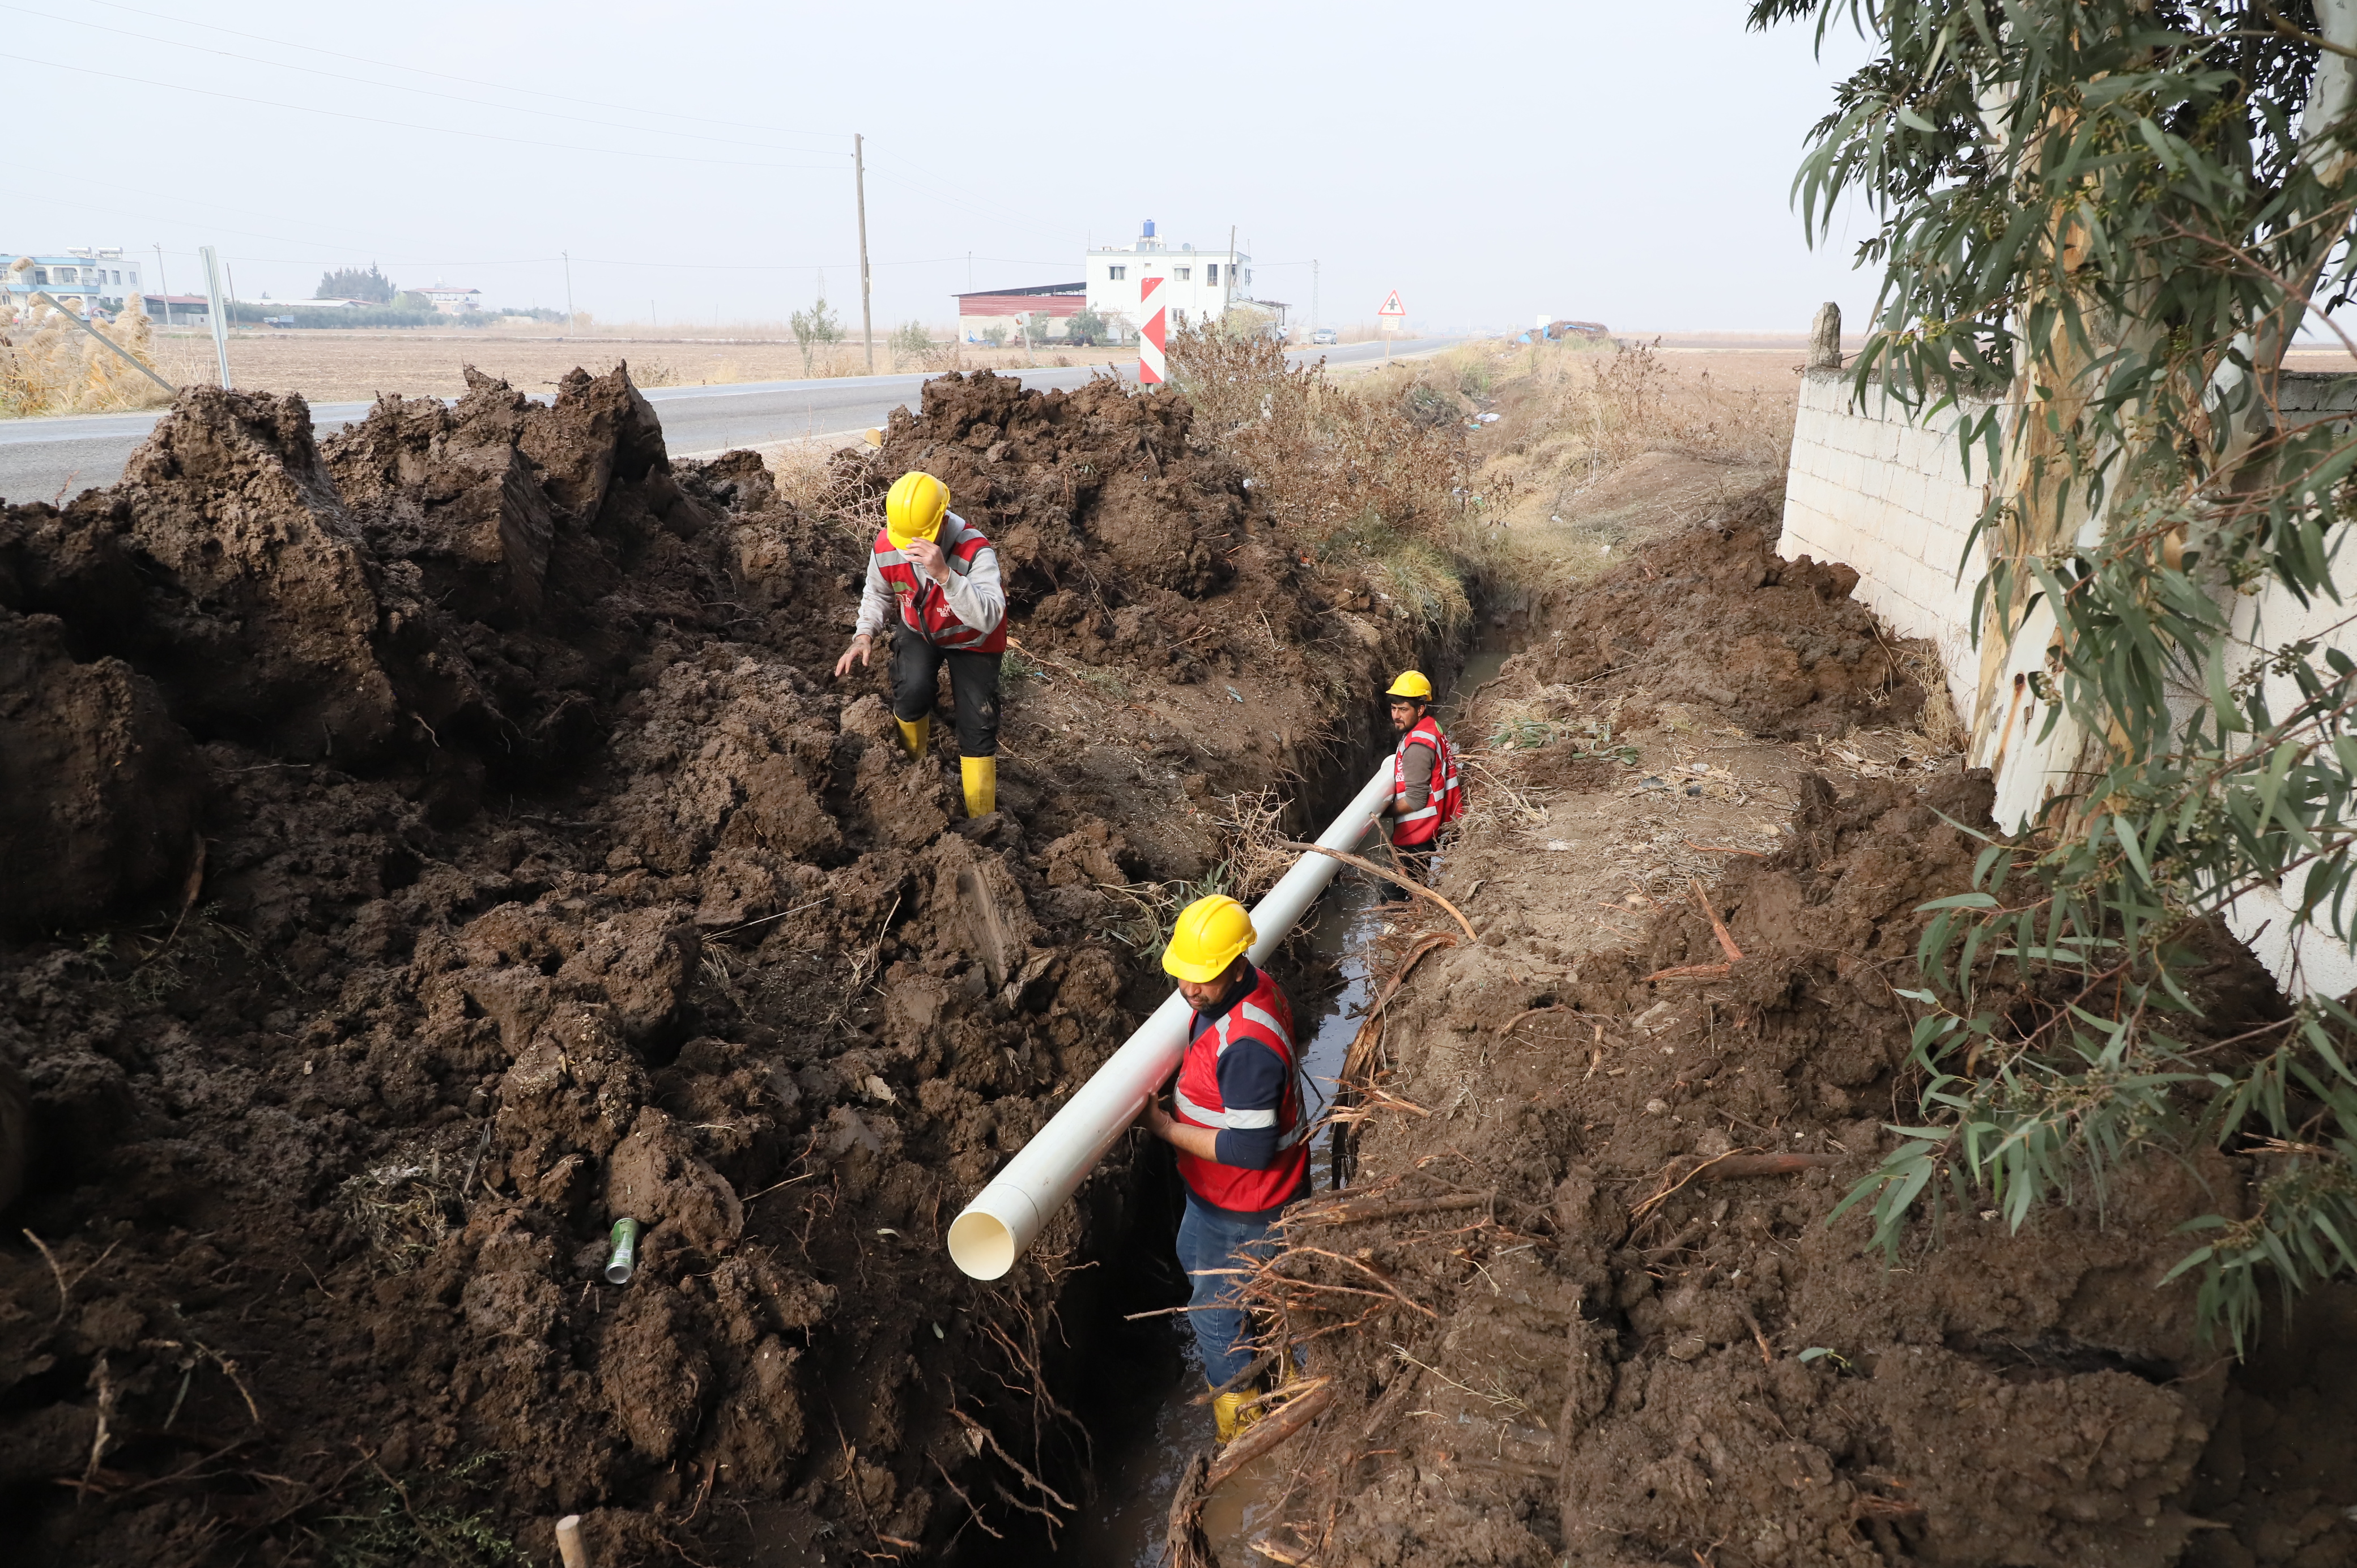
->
xmin=1047 ymin=651 xmax=1510 ymax=1564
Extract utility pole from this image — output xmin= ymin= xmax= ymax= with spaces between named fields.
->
xmin=198 ymin=245 xmax=232 ymax=387
xmin=1313 ymin=259 xmax=1320 ymax=331
xmin=154 ymin=242 xmax=173 ymax=329
xmin=562 ymin=251 xmax=575 ymax=335
xmin=1228 ymin=224 xmax=1237 ymax=321
xmin=855 ymin=133 xmax=874 ymax=373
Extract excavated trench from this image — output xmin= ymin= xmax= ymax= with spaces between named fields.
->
xmin=0 ymin=363 xmax=1466 ymax=1567
xmin=1154 ymin=497 xmax=2357 ymax=1568
xmin=1045 ymin=647 xmax=1511 ymax=1567
xmin=10 ymin=353 xmax=2349 ymax=1568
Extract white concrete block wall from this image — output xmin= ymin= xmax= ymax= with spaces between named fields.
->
xmin=1779 ymin=363 xmax=2357 ymax=1000
xmin=1779 ymin=368 xmax=1990 ymax=725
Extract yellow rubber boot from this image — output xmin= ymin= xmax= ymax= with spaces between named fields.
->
xmin=959 ymin=755 xmax=996 ymax=819
xmin=1211 ymin=1387 xmax=1263 ymax=1446
xmin=895 ymin=716 xmax=930 ymax=761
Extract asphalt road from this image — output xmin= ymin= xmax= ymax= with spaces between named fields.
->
xmin=0 ymin=338 xmax=1456 ymax=506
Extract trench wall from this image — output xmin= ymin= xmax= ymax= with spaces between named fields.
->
xmin=1777 ymin=363 xmax=2357 ymax=1000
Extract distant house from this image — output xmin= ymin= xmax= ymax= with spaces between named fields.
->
xmin=1086 ymin=221 xmax=1282 ymax=335
xmin=141 ymin=295 xmax=212 ymax=327
xmin=415 ymin=284 xmax=482 ymax=315
xmin=4 ymin=248 xmax=143 ymax=317
xmin=954 ymin=282 xmax=1088 ymax=343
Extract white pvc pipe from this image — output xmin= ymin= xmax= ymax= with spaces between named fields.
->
xmin=946 ymin=762 xmax=1396 ymax=1279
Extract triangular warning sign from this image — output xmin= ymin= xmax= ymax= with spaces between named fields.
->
xmin=1377 ymin=290 xmax=1406 ymax=316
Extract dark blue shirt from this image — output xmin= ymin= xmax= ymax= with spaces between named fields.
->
xmin=1188 ymin=964 xmax=1292 ymax=1170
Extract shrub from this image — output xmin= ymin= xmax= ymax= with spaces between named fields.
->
xmin=790 ymin=296 xmax=843 ymax=376
xmin=887 ymin=319 xmax=931 ymax=369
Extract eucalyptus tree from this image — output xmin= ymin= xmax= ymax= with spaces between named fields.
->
xmin=1751 ymin=0 xmax=2357 ymax=1345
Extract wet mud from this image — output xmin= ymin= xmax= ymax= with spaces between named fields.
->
xmin=0 ymin=367 xmax=1441 ymax=1565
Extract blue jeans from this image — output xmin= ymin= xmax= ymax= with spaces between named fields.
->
xmin=1175 ymin=1194 xmax=1283 ymax=1388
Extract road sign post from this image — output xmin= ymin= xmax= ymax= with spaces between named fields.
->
xmin=1377 ymin=289 xmax=1406 ymax=364
xmin=1138 ymin=275 xmax=1167 ymax=385
xmin=199 ymin=245 xmax=232 ymax=389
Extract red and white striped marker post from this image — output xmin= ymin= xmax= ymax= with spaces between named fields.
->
xmin=1138 ymin=275 xmax=1167 ymax=384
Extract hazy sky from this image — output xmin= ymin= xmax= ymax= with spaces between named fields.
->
xmin=7 ymin=1 xmax=1881 ymax=335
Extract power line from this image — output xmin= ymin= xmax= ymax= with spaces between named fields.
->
xmin=858 ymin=143 xmax=1080 ymax=250
xmin=1 ymin=50 xmax=851 ymax=172
xmin=0 ymin=2 xmax=848 ymax=156
xmin=11 ymin=191 xmax=1065 ymax=275
xmin=73 ymin=0 xmax=848 ymax=142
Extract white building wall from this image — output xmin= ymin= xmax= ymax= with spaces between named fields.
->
xmin=1780 ymin=368 xmax=1990 ymax=726
xmin=1779 ymin=365 xmax=2357 ymax=1000
xmin=1084 ymin=247 xmax=1244 ymax=331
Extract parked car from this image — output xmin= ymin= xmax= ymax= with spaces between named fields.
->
xmin=1310 ymin=327 xmax=1338 ymax=345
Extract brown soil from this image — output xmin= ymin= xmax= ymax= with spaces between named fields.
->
xmin=1219 ymin=493 xmax=2357 ymax=1568
xmin=0 ymin=367 xmax=1440 ymax=1565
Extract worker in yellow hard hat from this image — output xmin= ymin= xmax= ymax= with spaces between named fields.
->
xmin=834 ymin=471 xmax=1008 ymax=819
xmin=1379 ymin=671 xmax=1462 ymax=889
xmin=1141 ymin=894 xmax=1310 ymax=1443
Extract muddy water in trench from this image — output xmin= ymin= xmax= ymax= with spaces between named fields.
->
xmin=1048 ymin=649 xmax=1513 ymax=1564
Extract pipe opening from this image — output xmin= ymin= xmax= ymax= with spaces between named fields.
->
xmin=944 ymin=1209 xmax=1016 ymax=1281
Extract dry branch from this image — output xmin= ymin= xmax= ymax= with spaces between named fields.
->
xmin=1643 ymin=962 xmax=1730 ymax=982
xmin=1629 ymin=1149 xmax=1843 ymax=1232
xmin=1206 ymin=1382 xmax=1337 ymax=1490
xmin=1289 ymin=1191 xmax=1491 ymax=1228
xmin=1286 ymin=1247 xmax=1439 ymax=1318
xmin=1689 ymin=877 xmax=1745 ymax=962
xmin=1278 ymin=842 xmax=1479 ymax=941
xmin=1338 ymin=932 xmax=1454 ymax=1085
xmin=1497 ymin=1003 xmax=1573 ymax=1037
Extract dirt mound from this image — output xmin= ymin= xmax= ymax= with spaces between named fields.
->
xmin=839 ymin=370 xmax=1375 ymax=690
xmin=0 ymin=609 xmax=198 ymax=931
xmin=1512 ymin=487 xmax=1925 ymax=739
xmin=1235 ymin=508 xmax=2347 ymax=1568
xmin=0 ymin=363 xmax=1443 ymax=1566
xmin=868 ymin=369 xmax=1241 ymax=599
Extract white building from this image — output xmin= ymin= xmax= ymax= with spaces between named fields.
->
xmin=1084 ymin=220 xmax=1282 ymax=336
xmin=4 ymin=248 xmax=142 ymax=317
xmin=415 ymin=284 xmax=481 ymax=314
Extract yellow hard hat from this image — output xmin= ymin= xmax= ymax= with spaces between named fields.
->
xmin=886 ymin=471 xmax=950 ymax=548
xmin=1386 ymin=670 xmax=1434 ymax=700
xmin=1163 ymin=894 xmax=1256 ymax=984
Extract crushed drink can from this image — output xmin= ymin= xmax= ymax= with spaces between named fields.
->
xmin=605 ymin=1217 xmax=640 ymax=1285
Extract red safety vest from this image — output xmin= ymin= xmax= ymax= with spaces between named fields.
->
xmin=1172 ymin=967 xmax=1310 ymax=1215
xmin=871 ymin=513 xmax=1007 ymax=654
xmin=1390 ymin=715 xmax=1462 ymax=847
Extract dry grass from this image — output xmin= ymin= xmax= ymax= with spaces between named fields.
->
xmin=336 ymin=1149 xmax=462 ymax=1273
xmin=1168 ymin=322 xmax=1475 ymax=637
xmin=1 ymin=294 xmax=174 ymax=417
xmin=1484 ymin=336 xmax=1796 ymax=495
xmin=1438 ymin=336 xmax=1802 ymax=599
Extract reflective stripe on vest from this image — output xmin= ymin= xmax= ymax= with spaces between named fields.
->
xmin=1177 ymin=995 xmax=1307 ymax=1143
xmin=1172 ymin=969 xmax=1312 ymax=1211
xmin=872 ymin=513 xmax=1006 ymax=653
xmin=1392 ymin=716 xmax=1462 ymax=846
